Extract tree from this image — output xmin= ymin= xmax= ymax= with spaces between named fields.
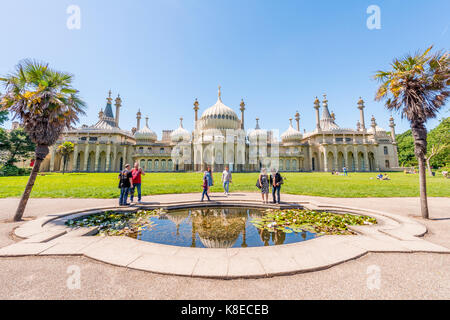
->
xmin=396 ymin=129 xmax=417 ymax=167
xmin=425 ymin=117 xmax=449 ymax=174
xmin=374 ymin=46 xmax=449 ymax=219
xmin=0 ymin=127 xmax=35 ymax=166
xmin=0 ymin=59 xmax=85 ymax=221
xmin=57 ymin=141 xmax=74 ymax=174
xmin=0 ymin=110 xmax=7 ymax=126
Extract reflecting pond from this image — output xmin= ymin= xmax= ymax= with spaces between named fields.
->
xmin=133 ymin=207 xmax=317 ymax=248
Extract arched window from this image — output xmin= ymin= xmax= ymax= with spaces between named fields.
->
xmin=147 ymin=160 xmax=152 ymax=171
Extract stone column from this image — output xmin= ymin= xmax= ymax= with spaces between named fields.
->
xmin=364 ymin=150 xmax=369 ymax=172
xmin=84 ymin=143 xmax=89 ymax=171
xmin=49 ymin=147 xmax=56 ymax=172
xmin=106 ymin=142 xmax=111 ymax=172
xmin=73 ymin=144 xmax=79 ymax=172
xmin=354 ymin=147 xmax=359 ymax=171
xmin=314 ymin=97 xmax=321 ymax=131
xmin=323 ymin=146 xmax=328 ymax=172
xmin=94 ymin=143 xmax=100 ymax=172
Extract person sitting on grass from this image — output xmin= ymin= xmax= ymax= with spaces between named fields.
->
xmin=376 ymin=173 xmax=383 ymax=180
xmin=200 ymin=176 xmax=211 ymax=202
xmin=118 ymin=164 xmax=133 ymax=206
xmin=382 ymin=174 xmax=390 ymax=180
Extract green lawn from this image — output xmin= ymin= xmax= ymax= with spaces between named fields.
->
xmin=1 ymin=172 xmax=449 ymax=198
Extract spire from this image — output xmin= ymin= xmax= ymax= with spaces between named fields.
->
xmin=295 ymin=110 xmax=300 ymax=131
xmin=179 ymin=117 xmax=184 ymax=128
xmin=289 ymin=118 xmax=293 ymax=127
xmin=218 ymin=85 xmax=222 ymax=101
xmin=255 ymin=117 xmax=260 ymax=130
xmin=331 ymin=111 xmax=335 ymax=121
xmin=321 ymin=94 xmax=332 ymax=120
xmin=240 ymin=99 xmax=246 ymax=130
xmin=145 ymin=116 xmax=149 ymax=127
xmin=107 ymin=90 xmax=112 ymax=104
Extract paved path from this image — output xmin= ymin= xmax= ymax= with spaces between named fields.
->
xmin=0 ymin=193 xmax=449 ymax=299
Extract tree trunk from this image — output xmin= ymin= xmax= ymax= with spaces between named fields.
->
xmin=411 ymin=121 xmax=429 ymax=219
xmin=13 ymin=145 xmax=49 ymax=222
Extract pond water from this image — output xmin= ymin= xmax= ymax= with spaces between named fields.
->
xmin=132 ymin=207 xmax=317 ymax=248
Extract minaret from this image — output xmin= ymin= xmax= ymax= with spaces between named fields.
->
xmin=136 ymin=109 xmax=142 ymax=131
xmin=331 ymin=111 xmax=335 ymax=121
xmin=98 ymin=108 xmax=104 ymax=119
xmin=115 ymin=94 xmax=122 ymax=127
xmin=145 ymin=115 xmax=149 ymax=128
xmin=295 ymin=111 xmax=300 ymax=131
xmin=218 ymin=85 xmax=222 ymax=102
xmin=389 ymin=115 xmax=396 ymax=143
xmin=255 ymin=117 xmax=260 ymax=129
xmin=193 ymin=98 xmax=199 ymax=121
xmin=314 ymin=97 xmax=321 ymax=131
xmin=356 ymin=120 xmax=361 ymax=131
xmin=358 ymin=97 xmax=366 ymax=131
xmin=371 ymin=115 xmax=377 ymax=135
xmin=240 ymin=99 xmax=246 ymax=130
xmin=179 ymin=117 xmax=184 ymax=128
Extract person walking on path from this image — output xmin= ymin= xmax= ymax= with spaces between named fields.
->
xmin=201 ymin=176 xmax=211 ymax=202
xmin=270 ymin=168 xmax=283 ymax=204
xmin=222 ymin=166 xmax=232 ymax=196
xmin=118 ymin=164 xmax=133 ymax=206
xmin=204 ymin=167 xmax=213 ymax=196
xmin=258 ymin=168 xmax=270 ymax=204
xmin=130 ymin=162 xmax=145 ymax=204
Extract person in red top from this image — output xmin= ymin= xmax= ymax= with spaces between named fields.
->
xmin=130 ymin=162 xmax=145 ymax=203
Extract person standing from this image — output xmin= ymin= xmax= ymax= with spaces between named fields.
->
xmin=343 ymin=166 xmax=348 ymax=176
xmin=118 ymin=164 xmax=133 ymax=206
xmin=222 ymin=166 xmax=232 ymax=196
xmin=259 ymin=168 xmax=270 ymax=204
xmin=270 ymin=168 xmax=283 ymax=204
xmin=204 ymin=167 xmax=213 ymax=196
xmin=201 ymin=176 xmax=211 ymax=202
xmin=130 ymin=162 xmax=145 ymax=204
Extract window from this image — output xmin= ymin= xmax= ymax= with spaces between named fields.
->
xmin=160 ymin=148 xmax=164 ymax=154
xmin=384 ymin=146 xmax=388 ymax=155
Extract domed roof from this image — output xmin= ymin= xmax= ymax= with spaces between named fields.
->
xmin=170 ymin=118 xmax=191 ymax=142
xmin=248 ymin=118 xmax=267 ymax=140
xmin=281 ymin=119 xmax=303 ymax=142
xmin=135 ymin=116 xmax=157 ymax=141
xmin=199 ymin=86 xmax=240 ymax=130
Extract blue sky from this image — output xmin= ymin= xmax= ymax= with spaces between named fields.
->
xmin=0 ymin=0 xmax=448 ymax=135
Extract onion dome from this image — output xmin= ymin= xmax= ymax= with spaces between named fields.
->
xmin=171 ymin=117 xmax=191 ymax=142
xmin=199 ymin=86 xmax=240 ymax=130
xmin=281 ymin=118 xmax=303 ymax=142
xmin=135 ymin=116 xmax=157 ymax=141
xmin=248 ymin=118 xmax=267 ymax=140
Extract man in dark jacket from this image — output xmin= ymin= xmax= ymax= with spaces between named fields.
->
xmin=118 ymin=164 xmax=133 ymax=206
xmin=269 ymin=169 xmax=283 ymax=204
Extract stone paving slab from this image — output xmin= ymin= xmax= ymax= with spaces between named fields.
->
xmin=0 ymin=242 xmax=56 ymax=256
xmin=128 ymin=253 xmax=199 ymax=276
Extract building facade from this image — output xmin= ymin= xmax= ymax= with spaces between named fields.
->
xmin=41 ymin=87 xmax=399 ymax=173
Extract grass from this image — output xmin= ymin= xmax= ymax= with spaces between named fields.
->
xmin=1 ymin=172 xmax=449 ymax=199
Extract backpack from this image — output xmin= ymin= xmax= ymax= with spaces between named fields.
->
xmin=118 ymin=170 xmax=128 ymax=188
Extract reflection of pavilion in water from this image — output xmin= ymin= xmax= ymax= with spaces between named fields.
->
xmin=164 ymin=208 xmax=289 ymax=248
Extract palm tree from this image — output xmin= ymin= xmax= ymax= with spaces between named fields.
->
xmin=0 ymin=60 xmax=85 ymax=221
xmin=374 ymin=46 xmax=449 ymax=219
xmin=57 ymin=141 xmax=74 ymax=175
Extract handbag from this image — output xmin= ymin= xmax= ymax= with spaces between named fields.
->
xmin=256 ymin=178 xmax=261 ymax=189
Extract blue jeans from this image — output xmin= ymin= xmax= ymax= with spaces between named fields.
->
xmin=272 ymin=185 xmax=281 ymax=203
xmin=130 ymin=183 xmax=141 ymax=202
xmin=223 ymin=181 xmax=230 ymax=193
xmin=119 ymin=187 xmax=130 ymax=205
xmin=201 ymin=189 xmax=210 ymax=201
